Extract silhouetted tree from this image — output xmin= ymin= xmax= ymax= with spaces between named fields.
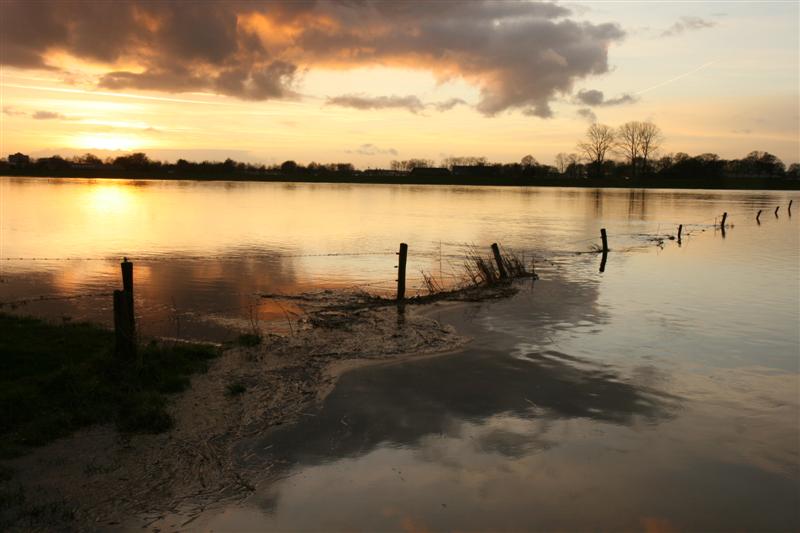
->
xmin=113 ymin=152 xmax=151 ymax=170
xmin=280 ymin=160 xmax=298 ymax=173
xmin=390 ymin=159 xmax=435 ymax=171
xmin=615 ymin=121 xmax=641 ymax=178
xmin=578 ymin=124 xmax=615 ymax=177
xmin=441 ymin=156 xmax=488 ymax=169
xmin=72 ymin=153 xmax=102 ymax=165
xmin=638 ymin=121 xmax=663 ymax=175
xmin=7 ymin=152 xmax=30 ymax=167
xmin=521 ymin=154 xmax=537 ymax=168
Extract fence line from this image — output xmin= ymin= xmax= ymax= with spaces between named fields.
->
xmin=3 ymin=200 xmax=793 ymax=342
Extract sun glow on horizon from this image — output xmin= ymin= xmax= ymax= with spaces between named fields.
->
xmin=72 ymin=133 xmax=144 ymax=152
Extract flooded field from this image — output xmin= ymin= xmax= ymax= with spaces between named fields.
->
xmin=1 ymin=177 xmax=798 ymax=530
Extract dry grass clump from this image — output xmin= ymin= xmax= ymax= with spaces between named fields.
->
xmin=420 ymin=270 xmax=445 ymax=295
xmin=461 ymin=245 xmax=536 ymax=289
xmin=463 ymin=246 xmax=500 ymax=286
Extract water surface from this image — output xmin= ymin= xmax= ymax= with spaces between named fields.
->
xmin=2 ymin=177 xmax=798 ymax=530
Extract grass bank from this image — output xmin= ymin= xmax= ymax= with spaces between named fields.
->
xmin=0 ymin=313 xmax=218 ymax=458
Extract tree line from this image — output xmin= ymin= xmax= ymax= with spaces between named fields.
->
xmin=2 ymin=121 xmax=797 ymax=182
xmin=571 ymin=121 xmax=795 ymax=180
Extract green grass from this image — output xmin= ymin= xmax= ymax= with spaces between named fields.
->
xmin=0 ymin=313 xmax=219 ymax=458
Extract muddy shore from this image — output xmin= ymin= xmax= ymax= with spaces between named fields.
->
xmin=1 ymin=297 xmax=469 ymax=531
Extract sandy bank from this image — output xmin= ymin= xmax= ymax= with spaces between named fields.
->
xmin=1 ymin=299 xmax=467 ymax=530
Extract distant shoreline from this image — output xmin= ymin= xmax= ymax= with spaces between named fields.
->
xmin=3 ymin=169 xmax=799 ymax=191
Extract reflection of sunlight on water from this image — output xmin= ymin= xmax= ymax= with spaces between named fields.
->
xmin=85 ymin=184 xmax=136 ymax=215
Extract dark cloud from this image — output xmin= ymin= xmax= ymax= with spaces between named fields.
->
xmin=2 ymin=106 xmax=27 ymax=116
xmin=327 ymin=94 xmax=469 ymax=114
xmin=433 ymin=98 xmax=468 ymax=112
xmin=577 ymin=108 xmax=597 ymax=123
xmin=523 ymin=102 xmax=554 ymax=119
xmin=661 ymin=16 xmax=716 ymax=37
xmin=327 ymin=94 xmax=426 ymax=114
xmin=346 ymin=143 xmax=398 ymax=156
xmin=575 ymin=89 xmax=636 ymax=107
xmin=213 ymin=61 xmax=299 ymax=100
xmin=1 ymin=1 xmax=624 ymax=116
xmin=32 ymin=110 xmax=65 ymax=120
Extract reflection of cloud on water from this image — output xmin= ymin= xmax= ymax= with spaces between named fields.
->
xmin=0 ymin=248 xmax=306 ymax=341
xmin=241 ymin=324 xmax=677 ymax=477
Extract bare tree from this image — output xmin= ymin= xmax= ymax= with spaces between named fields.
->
xmin=615 ymin=121 xmax=641 ymax=178
xmin=390 ymin=159 xmax=434 ymax=171
xmin=521 ymin=154 xmax=537 ymax=168
xmin=577 ymin=124 xmax=615 ymax=176
xmin=554 ymin=152 xmax=568 ymax=173
xmin=441 ymin=156 xmax=489 ymax=169
xmin=638 ymin=121 xmax=663 ymax=175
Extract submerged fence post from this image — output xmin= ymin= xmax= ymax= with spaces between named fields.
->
xmin=789 ymin=200 xmax=793 ymax=215
xmin=720 ymin=212 xmax=727 ymax=229
xmin=113 ymin=290 xmax=135 ymax=358
xmin=677 ymin=224 xmax=683 ymax=243
xmin=491 ymin=243 xmax=508 ymax=280
xmin=600 ymin=228 xmax=609 ymax=253
xmin=756 ymin=209 xmax=762 ymax=224
xmin=775 ymin=206 xmax=780 ymax=217
xmin=396 ymin=243 xmax=408 ymax=301
xmin=120 ymin=258 xmax=135 ymax=342
xmin=599 ymin=250 xmax=608 ymax=273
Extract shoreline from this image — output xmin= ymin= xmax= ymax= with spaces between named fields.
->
xmin=3 ymin=172 xmax=799 ymax=191
xmin=0 ymin=299 xmax=471 ymax=530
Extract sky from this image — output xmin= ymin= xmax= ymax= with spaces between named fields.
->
xmin=0 ymin=0 xmax=798 ymax=168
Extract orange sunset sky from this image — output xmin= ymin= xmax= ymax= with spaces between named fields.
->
xmin=1 ymin=0 xmax=798 ymax=168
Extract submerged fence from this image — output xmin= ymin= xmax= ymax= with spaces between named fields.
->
xmin=0 ymin=199 xmax=794 ymax=347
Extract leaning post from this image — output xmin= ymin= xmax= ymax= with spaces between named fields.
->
xmin=491 ymin=243 xmax=508 ymax=279
xmin=396 ymin=243 xmax=408 ymax=302
xmin=775 ymin=206 xmax=780 ymax=217
xmin=720 ymin=212 xmax=727 ymax=229
xmin=789 ymin=200 xmax=793 ymax=215
xmin=756 ymin=210 xmax=762 ymax=223
xmin=600 ymin=228 xmax=609 ymax=254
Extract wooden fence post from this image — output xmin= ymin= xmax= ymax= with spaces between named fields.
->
xmin=756 ymin=210 xmax=762 ymax=223
xmin=121 ymin=258 xmax=134 ymax=324
xmin=677 ymin=224 xmax=683 ymax=243
xmin=120 ymin=258 xmax=135 ymax=342
xmin=113 ymin=290 xmax=135 ymax=358
xmin=491 ymin=243 xmax=508 ymax=279
xmin=775 ymin=206 xmax=780 ymax=217
xmin=720 ymin=212 xmax=727 ymax=229
xmin=396 ymin=243 xmax=408 ymax=301
xmin=600 ymin=228 xmax=609 ymax=253
xmin=789 ymin=200 xmax=793 ymax=215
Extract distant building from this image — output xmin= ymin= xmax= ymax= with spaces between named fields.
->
xmin=7 ymin=152 xmax=30 ymax=168
xmin=364 ymin=169 xmax=406 ymax=177
xmin=409 ymin=167 xmax=451 ymax=178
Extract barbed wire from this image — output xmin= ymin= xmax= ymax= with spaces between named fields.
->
xmin=0 ymin=250 xmax=398 ymax=262
xmin=0 ymin=291 xmax=114 ymax=307
xmin=1 ymin=205 xmax=790 ymax=263
xmin=2 ymin=206 xmax=793 ymax=310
